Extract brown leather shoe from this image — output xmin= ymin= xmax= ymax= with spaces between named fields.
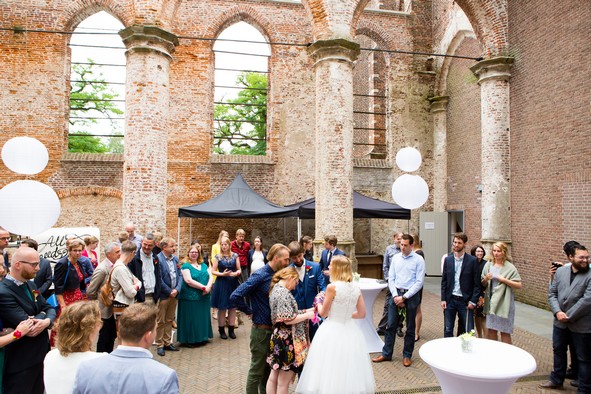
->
xmin=403 ymin=357 xmax=412 ymax=367
xmin=371 ymin=355 xmax=391 ymax=363
xmin=538 ymin=380 xmax=563 ymax=389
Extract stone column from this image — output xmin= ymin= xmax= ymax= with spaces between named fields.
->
xmin=119 ymin=26 xmax=178 ymax=233
xmin=470 ymin=57 xmax=514 ymax=252
xmin=429 ymin=96 xmax=449 ymax=212
xmin=308 ymin=39 xmax=360 ymax=263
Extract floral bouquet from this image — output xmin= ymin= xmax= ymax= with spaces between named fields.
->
xmin=459 ymin=329 xmax=475 ymax=353
xmin=310 ymin=291 xmax=326 ymax=325
xmin=352 ymin=272 xmax=361 ymax=282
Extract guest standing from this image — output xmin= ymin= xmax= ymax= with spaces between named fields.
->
xmin=0 ymin=247 xmax=56 ymax=394
xmin=266 ymin=267 xmax=314 ymax=394
xmin=178 ymin=243 xmax=213 ymax=347
xmin=230 ymin=244 xmax=291 ymax=394
xmin=155 ymin=238 xmax=182 ymax=357
xmin=44 ymin=302 xmax=103 ymax=394
xmin=110 ymin=241 xmax=140 ymax=310
xmin=481 ymin=242 xmax=522 ymax=344
xmin=81 ymin=236 xmax=99 ymax=269
xmin=248 ymin=236 xmax=268 ymax=275
xmin=211 ymin=237 xmax=240 ymax=339
xmin=231 ymin=229 xmax=251 ymax=282
xmin=470 ymin=245 xmax=488 ymax=338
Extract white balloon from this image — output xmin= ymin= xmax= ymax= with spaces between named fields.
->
xmin=392 ymin=174 xmax=429 ymax=210
xmin=395 ymin=147 xmax=422 ymax=172
xmin=2 ymin=137 xmax=49 ymax=175
xmin=0 ymin=180 xmax=61 ymax=236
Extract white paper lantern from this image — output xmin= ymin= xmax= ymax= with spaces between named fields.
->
xmin=0 ymin=180 xmax=61 ymax=236
xmin=2 ymin=137 xmax=49 ymax=175
xmin=395 ymin=147 xmax=422 ymax=172
xmin=391 ymin=174 xmax=429 ymax=210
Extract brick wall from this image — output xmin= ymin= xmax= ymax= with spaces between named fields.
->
xmin=508 ymin=0 xmax=591 ymax=307
xmin=445 ymin=36 xmax=482 ymax=249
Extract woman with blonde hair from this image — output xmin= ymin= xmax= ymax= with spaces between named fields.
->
xmin=481 ymin=242 xmax=522 ymax=344
xmin=44 ymin=301 xmax=103 ymax=394
xmin=211 ymin=236 xmax=240 ymax=339
xmin=266 ymin=267 xmax=314 ymax=394
xmin=297 ymin=256 xmax=375 ymax=393
xmin=210 ymin=230 xmax=228 ymax=320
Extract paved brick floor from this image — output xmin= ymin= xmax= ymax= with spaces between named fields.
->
xmin=151 ymin=285 xmax=574 ymax=393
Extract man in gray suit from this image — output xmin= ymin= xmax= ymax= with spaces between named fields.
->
xmin=540 ymin=243 xmax=591 ymax=391
xmin=72 ymin=303 xmax=179 ymax=394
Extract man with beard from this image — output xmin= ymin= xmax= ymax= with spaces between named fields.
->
xmin=0 ymin=247 xmax=56 ymax=393
xmin=540 ymin=243 xmax=591 ymax=391
xmin=288 ymin=241 xmax=326 ymax=340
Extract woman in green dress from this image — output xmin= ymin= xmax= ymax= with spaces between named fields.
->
xmin=178 ymin=243 xmax=214 ymax=347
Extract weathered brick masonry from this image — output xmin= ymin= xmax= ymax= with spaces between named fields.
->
xmin=0 ymin=0 xmax=588 ymax=307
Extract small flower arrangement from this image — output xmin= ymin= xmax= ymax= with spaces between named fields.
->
xmin=459 ymin=329 xmax=475 ymax=353
xmin=305 ymin=265 xmax=312 ymax=273
xmin=32 ymin=290 xmax=39 ymax=302
xmin=352 ymin=272 xmax=361 ymax=282
xmin=311 ymin=291 xmax=326 ymax=325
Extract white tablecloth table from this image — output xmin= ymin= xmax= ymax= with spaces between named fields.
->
xmin=354 ymin=278 xmax=387 ymax=353
xmin=419 ymin=337 xmax=537 ymax=394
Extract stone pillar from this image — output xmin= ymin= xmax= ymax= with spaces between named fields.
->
xmin=429 ymin=96 xmax=449 ymax=212
xmin=119 ymin=26 xmax=178 ymax=233
xmin=470 ymin=57 xmax=514 ymax=252
xmin=308 ymin=39 xmax=360 ymax=264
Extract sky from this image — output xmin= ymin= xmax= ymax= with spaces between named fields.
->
xmin=70 ymin=12 xmax=270 ymax=138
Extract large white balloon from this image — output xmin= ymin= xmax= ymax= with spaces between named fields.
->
xmin=0 ymin=180 xmax=61 ymax=236
xmin=395 ymin=147 xmax=422 ymax=172
xmin=2 ymin=137 xmax=49 ymax=175
xmin=392 ymin=174 xmax=429 ymax=210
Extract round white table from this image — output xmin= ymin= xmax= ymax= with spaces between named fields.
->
xmin=419 ymin=337 xmax=537 ymax=394
xmin=355 ymin=278 xmax=387 ymax=353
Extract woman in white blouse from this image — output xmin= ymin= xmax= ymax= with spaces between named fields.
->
xmin=44 ymin=301 xmax=104 ymax=394
xmin=248 ymin=236 xmax=268 ymax=275
xmin=110 ymin=241 xmax=141 ymax=308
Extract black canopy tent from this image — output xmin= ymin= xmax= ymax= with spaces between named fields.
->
xmin=177 ymin=175 xmax=410 ymax=251
xmin=288 ymin=191 xmax=410 ymax=220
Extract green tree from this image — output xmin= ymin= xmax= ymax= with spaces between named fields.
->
xmin=69 ymin=59 xmax=124 ymax=153
xmin=214 ymin=72 xmax=267 ymax=155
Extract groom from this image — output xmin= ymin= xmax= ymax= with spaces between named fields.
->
xmin=288 ymin=241 xmax=326 ymax=341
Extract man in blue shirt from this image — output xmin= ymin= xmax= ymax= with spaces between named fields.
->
xmin=230 ymin=243 xmax=290 ymax=394
xmin=372 ymin=234 xmax=425 ymax=367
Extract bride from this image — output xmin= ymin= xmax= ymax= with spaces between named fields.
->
xmin=296 ymin=255 xmax=375 ymax=393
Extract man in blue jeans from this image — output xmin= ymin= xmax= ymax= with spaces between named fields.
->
xmin=230 ymin=243 xmax=290 ymax=394
xmin=372 ymin=234 xmax=425 ymax=367
xmin=440 ymin=233 xmax=480 ymax=337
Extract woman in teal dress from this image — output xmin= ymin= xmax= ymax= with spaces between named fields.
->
xmin=178 ymin=243 xmax=214 ymax=347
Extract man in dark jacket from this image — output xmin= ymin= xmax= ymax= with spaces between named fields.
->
xmin=127 ymin=233 xmax=161 ymax=304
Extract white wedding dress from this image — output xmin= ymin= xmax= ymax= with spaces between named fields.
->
xmin=296 ymin=281 xmax=375 ymax=394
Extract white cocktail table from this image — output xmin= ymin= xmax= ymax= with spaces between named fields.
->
xmin=355 ymin=278 xmax=387 ymax=353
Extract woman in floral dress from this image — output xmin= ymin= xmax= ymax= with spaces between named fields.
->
xmin=266 ymin=267 xmax=315 ymax=394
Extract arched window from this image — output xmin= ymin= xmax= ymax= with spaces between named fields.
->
xmin=68 ymin=11 xmax=125 ymax=153
xmin=353 ymin=35 xmax=387 ymax=160
xmin=213 ymin=22 xmax=270 ymax=155
xmin=365 ymin=0 xmax=412 ymax=12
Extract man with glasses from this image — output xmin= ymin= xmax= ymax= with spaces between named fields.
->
xmin=540 ymin=243 xmax=591 ymax=391
xmin=0 ymin=247 xmax=56 ymax=394
xmin=0 ymin=227 xmax=10 ymax=269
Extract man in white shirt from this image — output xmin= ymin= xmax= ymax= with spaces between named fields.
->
xmin=128 ymin=233 xmax=161 ymax=305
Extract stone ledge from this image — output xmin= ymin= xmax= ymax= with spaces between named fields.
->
xmin=61 ymin=153 xmax=124 ymax=162
xmin=353 ymin=158 xmax=391 ymax=168
xmin=56 ymin=186 xmax=122 ymax=199
xmin=209 ymin=154 xmax=274 ymax=165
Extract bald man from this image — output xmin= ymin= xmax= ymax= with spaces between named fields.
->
xmin=0 ymin=247 xmax=56 ymax=394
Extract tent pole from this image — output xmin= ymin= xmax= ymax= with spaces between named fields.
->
xmin=177 ymin=217 xmax=181 ymax=255
xmin=297 ymin=218 xmax=302 ymax=241
xmin=190 ymin=218 xmax=193 ymax=244
xmin=369 ymin=218 xmax=372 ymax=254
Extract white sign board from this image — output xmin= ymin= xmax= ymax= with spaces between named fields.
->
xmin=33 ymin=227 xmax=100 ymax=262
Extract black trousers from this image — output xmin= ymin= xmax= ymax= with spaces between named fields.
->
xmin=4 ymin=363 xmax=44 ymax=394
xmin=96 ymin=315 xmax=117 ymax=353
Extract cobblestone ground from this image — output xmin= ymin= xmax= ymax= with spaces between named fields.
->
xmin=151 ymin=287 xmax=573 ymax=393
